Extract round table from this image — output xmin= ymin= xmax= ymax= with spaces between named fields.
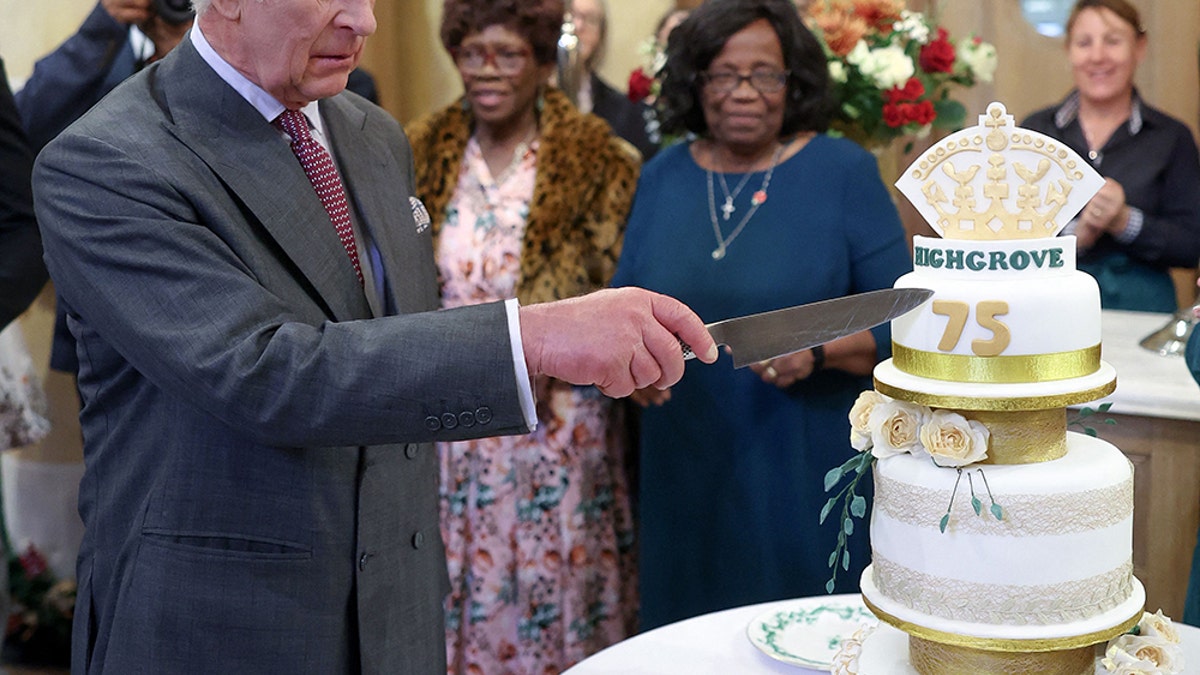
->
xmin=564 ymin=595 xmax=1200 ymax=674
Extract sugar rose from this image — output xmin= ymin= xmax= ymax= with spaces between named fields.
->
xmin=849 ymin=390 xmax=889 ymax=451
xmin=1103 ymin=633 xmax=1184 ymax=674
xmin=867 ymin=399 xmax=928 ymax=459
xmin=1140 ymin=610 xmax=1181 ymax=644
xmin=918 ymin=410 xmax=989 ymax=468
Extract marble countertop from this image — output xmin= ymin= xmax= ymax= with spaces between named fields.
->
xmin=1098 ymin=309 xmax=1200 ymax=422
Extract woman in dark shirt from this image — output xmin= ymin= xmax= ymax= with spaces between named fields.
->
xmin=1022 ymin=0 xmax=1200 ymax=312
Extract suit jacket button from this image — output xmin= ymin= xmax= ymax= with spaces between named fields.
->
xmin=440 ymin=412 xmax=458 ymax=430
xmin=474 ymin=406 xmax=492 ymax=424
xmin=457 ymin=411 xmax=475 ymax=427
xmin=358 ymin=552 xmax=370 ymax=571
xmin=425 ymin=416 xmax=441 ymax=431
xmin=405 ymin=444 xmax=418 ymax=459
xmin=412 ymin=531 xmax=425 ymax=549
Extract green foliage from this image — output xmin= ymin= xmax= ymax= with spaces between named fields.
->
xmin=821 ymin=451 xmax=875 ymax=593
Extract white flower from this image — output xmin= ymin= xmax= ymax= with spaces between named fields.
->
xmin=830 ymin=624 xmax=874 ymax=675
xmin=849 ymin=390 xmax=889 ymax=451
xmin=1140 ymin=610 xmax=1181 ymax=644
xmin=957 ymin=38 xmax=998 ymax=83
xmin=847 ymin=41 xmax=915 ymax=91
xmin=893 ymin=10 xmax=931 ymax=44
xmin=867 ymin=399 xmax=929 ymax=459
xmin=918 ymin=410 xmax=989 ymax=468
xmin=1103 ymin=633 xmax=1185 ymax=674
xmin=828 ymin=60 xmax=848 ymax=84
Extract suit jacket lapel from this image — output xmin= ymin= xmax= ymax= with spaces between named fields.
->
xmin=323 ymin=96 xmax=429 ymax=316
xmin=158 ymin=41 xmax=371 ymax=321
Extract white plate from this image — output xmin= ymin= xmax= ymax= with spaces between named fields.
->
xmin=746 ymin=595 xmax=879 ymax=670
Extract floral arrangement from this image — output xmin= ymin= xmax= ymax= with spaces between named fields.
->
xmin=1099 ymin=610 xmax=1185 ymax=674
xmin=805 ymin=0 xmax=997 ymax=150
xmin=4 ymin=542 xmax=75 ymax=666
xmin=821 ymin=389 xmax=996 ymax=592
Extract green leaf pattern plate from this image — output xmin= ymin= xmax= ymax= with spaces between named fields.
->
xmin=746 ymin=595 xmax=878 ymax=670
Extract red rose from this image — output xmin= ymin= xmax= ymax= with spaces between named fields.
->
xmin=882 ymin=102 xmax=908 ymax=128
xmin=628 ymin=68 xmax=654 ymax=103
xmin=886 ymin=77 xmax=926 ymax=104
xmin=914 ymin=100 xmax=936 ymax=125
xmin=919 ymin=27 xmax=956 ymax=74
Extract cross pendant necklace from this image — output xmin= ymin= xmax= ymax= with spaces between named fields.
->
xmin=721 ymin=197 xmax=736 ymax=220
xmin=706 ymin=142 xmax=785 ymax=260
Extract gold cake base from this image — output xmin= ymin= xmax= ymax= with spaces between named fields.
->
xmin=908 ymin=636 xmax=1095 ymax=675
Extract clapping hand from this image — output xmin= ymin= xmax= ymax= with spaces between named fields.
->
xmin=1076 ymin=178 xmax=1129 ymax=248
xmin=519 ymin=288 xmax=717 ymax=399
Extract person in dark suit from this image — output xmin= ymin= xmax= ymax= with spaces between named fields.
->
xmin=16 ymin=0 xmax=379 ymax=379
xmin=569 ymin=0 xmax=658 ymax=159
xmin=0 ymin=57 xmax=47 ymax=331
xmin=30 ymin=0 xmax=717 ymax=672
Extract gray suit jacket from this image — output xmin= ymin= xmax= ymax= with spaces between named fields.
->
xmin=33 ymin=38 xmax=528 ymax=674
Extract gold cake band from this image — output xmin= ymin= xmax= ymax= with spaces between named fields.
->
xmin=893 ymin=344 xmax=1101 ymax=383
xmin=909 ymin=636 xmax=1095 ymax=675
xmin=862 ymin=595 xmax=1141 ymax=653
xmin=873 ymin=378 xmax=1116 ymax=412
xmin=960 ymin=409 xmax=1066 ymax=464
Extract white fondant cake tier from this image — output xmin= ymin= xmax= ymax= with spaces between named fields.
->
xmin=891 ymin=235 xmax=1102 ymax=384
xmin=863 ymin=432 xmax=1138 ymax=642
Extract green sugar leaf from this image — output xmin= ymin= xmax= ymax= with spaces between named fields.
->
xmin=990 ymin=503 xmax=1004 ymax=520
xmin=820 ymin=497 xmax=837 ymax=524
xmin=824 ymin=466 xmax=844 ymax=491
xmin=939 ymin=513 xmax=950 ymax=534
xmin=1085 ymin=427 xmax=1098 ymax=437
xmin=850 ymin=495 xmax=867 ymax=518
xmin=829 ymin=551 xmax=838 ymax=568
xmin=971 ymin=496 xmax=982 ymax=516
xmin=1078 ymin=408 xmax=1095 ymax=418
xmin=843 ymin=518 xmax=854 ymax=536
xmin=842 ymin=550 xmax=850 ymax=571
xmin=1098 ymin=402 xmax=1113 ymax=412
xmin=826 ymin=579 xmax=836 ymax=594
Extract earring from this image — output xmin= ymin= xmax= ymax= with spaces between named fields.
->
xmin=461 ymin=96 xmax=472 ymax=112
xmin=535 ymin=86 xmax=545 ymax=114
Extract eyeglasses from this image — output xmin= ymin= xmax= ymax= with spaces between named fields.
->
xmin=700 ymin=69 xmax=790 ymax=95
xmin=452 ymin=45 xmax=532 ymax=75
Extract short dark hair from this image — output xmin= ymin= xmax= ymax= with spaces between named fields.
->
xmin=656 ymin=0 xmax=833 ymax=138
xmin=440 ymin=0 xmax=565 ymax=65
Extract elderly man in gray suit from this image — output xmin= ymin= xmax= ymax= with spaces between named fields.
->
xmin=30 ymin=0 xmax=717 ymax=672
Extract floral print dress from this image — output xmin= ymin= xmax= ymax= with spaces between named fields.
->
xmin=436 ymin=136 xmax=637 ymax=675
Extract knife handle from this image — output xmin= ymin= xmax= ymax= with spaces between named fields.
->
xmin=680 ymin=338 xmax=697 ymax=361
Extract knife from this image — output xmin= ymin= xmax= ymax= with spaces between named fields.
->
xmin=681 ymin=287 xmax=933 ymax=367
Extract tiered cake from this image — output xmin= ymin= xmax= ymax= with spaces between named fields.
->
xmin=855 ymin=103 xmax=1144 ymax=675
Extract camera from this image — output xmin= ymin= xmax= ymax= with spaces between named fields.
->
xmin=154 ymin=0 xmax=195 ymax=25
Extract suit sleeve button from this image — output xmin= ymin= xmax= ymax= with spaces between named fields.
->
xmin=405 ymin=444 xmax=418 ymax=459
xmin=412 ymin=531 xmax=425 ymax=549
xmin=474 ymin=406 xmax=492 ymax=424
xmin=358 ymin=552 xmax=370 ymax=571
xmin=440 ymin=412 xmax=458 ymax=430
xmin=424 ymin=416 xmax=441 ymax=431
xmin=457 ymin=411 xmax=475 ymax=427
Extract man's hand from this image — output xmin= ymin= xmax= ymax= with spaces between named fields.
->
xmin=520 ymin=287 xmax=717 ymax=399
xmin=102 ymin=0 xmax=154 ymax=25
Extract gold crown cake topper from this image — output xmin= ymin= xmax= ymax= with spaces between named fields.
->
xmin=895 ymin=102 xmax=1104 ymax=241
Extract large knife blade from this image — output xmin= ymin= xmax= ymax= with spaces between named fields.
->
xmin=682 ymin=287 xmax=933 ymax=368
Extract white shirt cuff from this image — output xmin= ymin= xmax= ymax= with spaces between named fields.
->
xmin=1114 ymin=207 xmax=1143 ymax=244
xmin=505 ymin=298 xmax=538 ymax=432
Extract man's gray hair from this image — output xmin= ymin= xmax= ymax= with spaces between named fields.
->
xmin=192 ymin=0 xmax=211 ymax=15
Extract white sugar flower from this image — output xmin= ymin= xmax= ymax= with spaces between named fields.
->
xmin=867 ymin=399 xmax=928 ymax=459
xmin=919 ymin=410 xmax=989 ymax=468
xmin=849 ymin=390 xmax=888 ymax=451
xmin=1140 ymin=610 xmax=1181 ymax=644
xmin=1103 ymin=633 xmax=1184 ymax=674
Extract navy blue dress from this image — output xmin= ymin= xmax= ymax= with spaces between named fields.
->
xmin=612 ymin=135 xmax=911 ymax=629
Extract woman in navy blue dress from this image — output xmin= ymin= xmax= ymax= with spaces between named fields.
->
xmin=611 ymin=0 xmax=911 ymax=630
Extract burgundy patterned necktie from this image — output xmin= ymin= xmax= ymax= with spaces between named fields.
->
xmin=274 ymin=109 xmax=363 ymax=285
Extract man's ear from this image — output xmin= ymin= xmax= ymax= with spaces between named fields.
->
xmin=208 ymin=0 xmax=241 ymax=21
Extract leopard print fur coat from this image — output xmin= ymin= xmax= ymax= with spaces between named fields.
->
xmin=405 ymin=88 xmax=641 ymax=306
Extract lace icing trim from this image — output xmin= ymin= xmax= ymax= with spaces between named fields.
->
xmin=873 ymin=556 xmax=1133 ymax=625
xmin=875 ymin=471 xmax=1132 ymax=535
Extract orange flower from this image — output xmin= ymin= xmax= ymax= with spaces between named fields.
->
xmin=810 ymin=9 xmax=869 ymax=57
xmin=850 ymin=0 xmax=905 ymax=29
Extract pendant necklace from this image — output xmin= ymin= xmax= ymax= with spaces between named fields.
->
xmin=716 ymin=167 xmax=755 ymax=221
xmin=706 ymin=142 xmax=785 ymax=260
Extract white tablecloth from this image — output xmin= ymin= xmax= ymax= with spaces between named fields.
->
xmin=1099 ymin=309 xmax=1200 ymax=421
xmin=564 ymin=595 xmax=1200 ymax=674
